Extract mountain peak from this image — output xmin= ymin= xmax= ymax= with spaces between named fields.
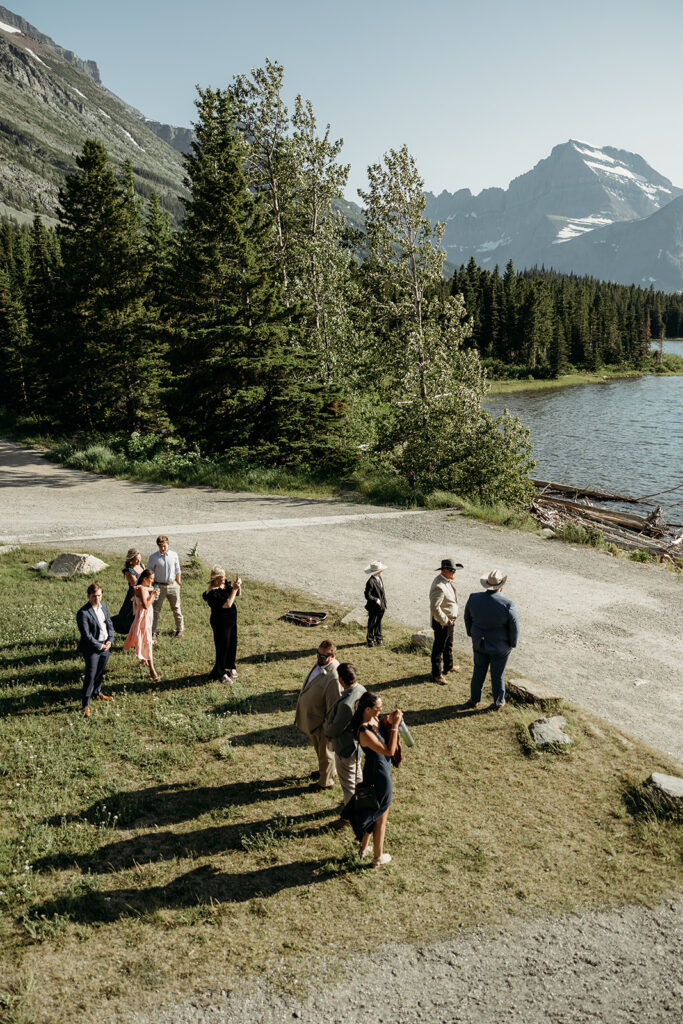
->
xmin=0 ymin=5 xmax=100 ymax=82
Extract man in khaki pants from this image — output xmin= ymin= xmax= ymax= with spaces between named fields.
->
xmin=295 ymin=640 xmax=341 ymax=789
xmin=148 ymin=535 xmax=184 ymax=637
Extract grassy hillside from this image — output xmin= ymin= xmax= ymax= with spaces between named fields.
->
xmin=0 ymin=547 xmax=680 ymax=1023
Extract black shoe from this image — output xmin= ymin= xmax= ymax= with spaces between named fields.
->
xmin=366 ymin=640 xmax=374 ymax=648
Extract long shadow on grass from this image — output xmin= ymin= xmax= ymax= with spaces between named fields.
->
xmin=0 ymin=648 xmax=77 ymax=669
xmin=228 ymin=722 xmax=308 ymax=747
xmin=0 ymin=672 xmax=211 ymax=715
xmin=211 ymin=687 xmax=299 ymax=717
xmin=44 ymin=776 xmax=315 ymax=829
xmin=34 ymin=808 xmax=337 ymax=874
xmin=371 ymin=672 xmax=435 ymax=693
xmin=406 ymin=703 xmax=495 ymax=726
xmin=29 ymin=857 xmax=353 ymax=924
xmin=240 ymin=641 xmax=362 ymax=666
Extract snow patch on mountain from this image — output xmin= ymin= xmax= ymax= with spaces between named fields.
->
xmin=117 ymin=125 xmax=143 ymax=150
xmin=24 ymin=47 xmax=47 ymax=67
xmin=0 ymin=19 xmax=21 ymax=33
xmin=73 ymin=87 xmax=86 ymax=99
xmin=477 ymin=236 xmax=511 ymax=253
xmin=554 ymin=214 xmax=614 ymax=244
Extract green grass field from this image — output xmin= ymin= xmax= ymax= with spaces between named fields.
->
xmin=0 ymin=547 xmax=681 ymax=1023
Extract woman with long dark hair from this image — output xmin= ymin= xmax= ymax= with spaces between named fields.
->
xmin=112 ymin=548 xmax=145 ymax=635
xmin=341 ymin=690 xmax=402 ymax=867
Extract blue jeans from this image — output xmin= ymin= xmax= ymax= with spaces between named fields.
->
xmin=470 ymin=649 xmax=509 ymax=706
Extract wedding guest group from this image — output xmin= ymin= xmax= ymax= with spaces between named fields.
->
xmin=76 ymin=581 xmax=114 ymax=717
xmin=148 ymin=535 xmax=184 ymax=637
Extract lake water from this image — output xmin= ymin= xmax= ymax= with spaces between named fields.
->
xmin=484 ymin=340 xmax=683 ymax=523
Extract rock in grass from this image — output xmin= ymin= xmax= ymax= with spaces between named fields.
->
xmin=529 ymin=715 xmax=572 ymax=747
xmin=411 ymin=629 xmax=433 ymax=652
xmin=646 ymin=773 xmax=683 ymax=800
xmin=49 ymin=552 xmax=108 ymax=578
xmin=340 ymin=606 xmax=367 ymax=627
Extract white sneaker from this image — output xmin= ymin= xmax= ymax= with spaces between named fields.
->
xmin=229 ymin=668 xmax=238 ymax=678
xmin=372 ymin=853 xmax=392 ymax=867
xmin=221 ymin=673 xmax=230 ymax=684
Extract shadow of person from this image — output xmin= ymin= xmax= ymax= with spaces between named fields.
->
xmin=44 ymin=776 xmax=316 ymax=829
xmin=227 ymin=723 xmax=309 ymax=748
xmin=29 ymin=857 xmax=353 ymax=925
xmin=239 ymin=641 xmax=360 ymax=666
xmin=34 ymin=807 xmax=337 ymax=874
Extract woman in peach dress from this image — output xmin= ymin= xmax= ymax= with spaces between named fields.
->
xmin=124 ymin=569 xmax=161 ymax=681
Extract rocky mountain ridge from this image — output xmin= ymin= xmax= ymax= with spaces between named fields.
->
xmin=425 ymin=140 xmax=683 ymax=290
xmin=0 ymin=6 xmax=189 ymax=224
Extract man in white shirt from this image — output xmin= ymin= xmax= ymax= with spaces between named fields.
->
xmin=148 ymin=535 xmax=184 ymax=637
xmin=294 ymin=640 xmax=341 ymax=789
xmin=429 ymin=557 xmax=463 ymax=685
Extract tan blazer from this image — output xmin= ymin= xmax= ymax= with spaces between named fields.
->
xmin=294 ymin=659 xmax=341 ymax=736
xmin=430 ymin=574 xmax=459 ymax=626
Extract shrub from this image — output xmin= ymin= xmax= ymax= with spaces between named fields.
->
xmin=629 ymin=549 xmax=657 ymax=563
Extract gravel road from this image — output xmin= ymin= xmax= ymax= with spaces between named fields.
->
xmin=2 ymin=438 xmax=682 ymax=1023
xmin=111 ymin=899 xmax=682 ymax=1024
xmin=2 ymin=439 xmax=681 ymax=761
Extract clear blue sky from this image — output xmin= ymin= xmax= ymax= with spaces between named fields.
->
xmin=11 ymin=0 xmax=683 ymax=200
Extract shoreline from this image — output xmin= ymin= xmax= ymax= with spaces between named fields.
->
xmin=487 ymin=366 xmax=683 ymax=395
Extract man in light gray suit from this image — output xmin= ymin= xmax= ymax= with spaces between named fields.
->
xmin=324 ymin=662 xmax=366 ymax=807
xmin=294 ymin=639 xmax=341 ymax=789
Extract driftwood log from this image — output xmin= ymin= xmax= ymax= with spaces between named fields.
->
xmin=530 ymin=479 xmax=683 ymax=566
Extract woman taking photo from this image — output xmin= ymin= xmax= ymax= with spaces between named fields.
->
xmin=124 ymin=568 xmax=161 ymax=682
xmin=342 ymin=690 xmax=403 ymax=867
xmin=202 ymin=565 xmax=241 ymax=682
xmin=112 ymin=548 xmax=145 ymax=635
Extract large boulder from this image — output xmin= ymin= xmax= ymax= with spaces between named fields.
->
xmin=340 ymin=606 xmax=367 ymax=627
xmin=646 ymin=773 xmax=683 ymax=800
xmin=529 ymin=715 xmax=572 ymax=747
xmin=49 ymin=553 xmax=108 ymax=578
xmin=411 ymin=629 xmax=433 ymax=652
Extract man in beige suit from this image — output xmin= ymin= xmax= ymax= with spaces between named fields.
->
xmin=295 ymin=639 xmax=341 ymax=789
xmin=429 ymin=557 xmax=463 ymax=685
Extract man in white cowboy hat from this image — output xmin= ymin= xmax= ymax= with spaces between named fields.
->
xmin=464 ymin=569 xmax=520 ymax=710
xmin=364 ymin=560 xmax=387 ymax=647
xmin=429 ymin=557 xmax=463 ymax=684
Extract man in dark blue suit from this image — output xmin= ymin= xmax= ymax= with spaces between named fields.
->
xmin=464 ymin=569 xmax=520 ymax=710
xmin=76 ymin=581 xmax=114 ymax=717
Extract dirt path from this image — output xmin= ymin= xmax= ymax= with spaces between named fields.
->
xmin=111 ymin=899 xmax=683 ymax=1024
xmin=2 ymin=438 xmax=681 ymax=761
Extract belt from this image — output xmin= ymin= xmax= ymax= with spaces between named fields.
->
xmin=158 ymin=580 xmax=175 ymax=585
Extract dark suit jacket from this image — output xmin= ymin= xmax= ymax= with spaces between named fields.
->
xmin=76 ymin=602 xmax=114 ymax=655
xmin=464 ymin=591 xmax=520 ymax=656
xmin=364 ymin=574 xmax=387 ymax=612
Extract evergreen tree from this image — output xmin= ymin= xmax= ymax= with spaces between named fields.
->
xmin=55 ymin=139 xmax=164 ymax=432
xmin=173 ymin=86 xmax=345 ymax=465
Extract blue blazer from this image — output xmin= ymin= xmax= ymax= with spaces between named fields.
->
xmin=76 ymin=602 xmax=114 ymax=655
xmin=464 ymin=591 xmax=520 ymax=656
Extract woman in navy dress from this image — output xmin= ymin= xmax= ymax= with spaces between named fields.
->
xmin=112 ymin=548 xmax=145 ymax=634
xmin=342 ymin=690 xmax=403 ymax=867
xmin=202 ymin=565 xmax=241 ymax=682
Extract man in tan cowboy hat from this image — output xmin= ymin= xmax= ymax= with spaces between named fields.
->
xmin=464 ymin=569 xmax=520 ymax=709
xmin=364 ymin=560 xmax=387 ymax=647
xmin=429 ymin=557 xmax=463 ymax=684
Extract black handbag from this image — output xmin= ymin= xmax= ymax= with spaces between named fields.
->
xmin=353 ymin=783 xmax=380 ymax=812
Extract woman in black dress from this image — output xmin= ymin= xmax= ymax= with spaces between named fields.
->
xmin=342 ymin=690 xmax=403 ymax=867
xmin=202 ymin=565 xmax=241 ymax=682
xmin=111 ymin=548 xmax=145 ymax=635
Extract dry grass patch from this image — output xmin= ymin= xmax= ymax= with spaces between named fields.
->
xmin=0 ymin=547 xmax=680 ymax=1023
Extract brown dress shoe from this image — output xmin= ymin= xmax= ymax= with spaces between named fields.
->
xmin=467 ymin=700 xmax=480 ymax=708
xmin=432 ymin=675 xmax=447 ymax=685
xmin=446 ymin=666 xmax=461 ymax=673
xmin=96 ymin=693 xmax=113 ymax=701
xmin=494 ymin=701 xmax=507 ymax=710
xmin=83 ymin=706 xmax=91 ymax=717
